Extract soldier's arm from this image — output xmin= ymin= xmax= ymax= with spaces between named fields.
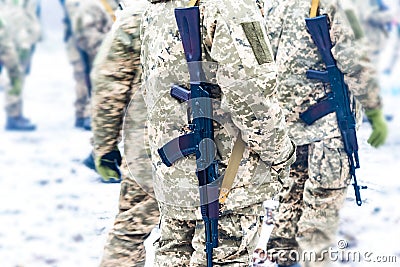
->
xmin=202 ymin=1 xmax=294 ymax=166
xmin=91 ymin=12 xmax=142 ymax=158
xmin=329 ymin=1 xmax=382 ymax=111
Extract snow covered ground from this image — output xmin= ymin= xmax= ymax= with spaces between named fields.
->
xmin=0 ymin=1 xmax=399 ymax=266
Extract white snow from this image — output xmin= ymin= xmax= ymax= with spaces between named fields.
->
xmin=0 ymin=0 xmax=399 ymax=266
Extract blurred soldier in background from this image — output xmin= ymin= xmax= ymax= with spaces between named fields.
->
xmin=0 ymin=0 xmax=41 ymax=130
xmin=382 ymin=0 xmax=400 ymax=75
xmin=350 ymin=0 xmax=395 ymax=64
xmin=59 ymin=0 xmax=118 ymax=130
xmin=90 ymin=1 xmax=160 ymax=266
xmin=263 ymin=0 xmax=388 ymax=266
xmin=140 ymin=0 xmax=296 ymax=265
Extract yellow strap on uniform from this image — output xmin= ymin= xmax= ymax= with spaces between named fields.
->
xmin=310 ymin=0 xmax=320 ymax=18
xmin=100 ymin=0 xmax=116 ymax=21
xmin=185 ymin=0 xmax=242 ymax=204
xmin=219 ymin=133 xmax=246 ymax=204
xmin=188 ymin=0 xmax=199 ymax=7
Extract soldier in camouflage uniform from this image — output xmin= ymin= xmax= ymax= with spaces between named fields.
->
xmin=349 ymin=0 xmax=395 ymax=64
xmin=262 ymin=0 xmax=388 ymax=266
xmin=90 ymin=1 xmax=160 ymax=266
xmin=139 ymin=0 xmax=296 ymax=266
xmin=60 ymin=0 xmax=118 ymax=129
xmin=0 ymin=0 xmax=41 ymax=130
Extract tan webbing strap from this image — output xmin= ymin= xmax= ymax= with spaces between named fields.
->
xmin=219 ymin=133 xmax=246 ymax=204
xmin=100 ymin=0 xmax=116 ymax=21
xmin=310 ymin=0 xmax=320 ymax=18
xmin=185 ymin=0 xmax=241 ymax=204
xmin=188 ymin=0 xmax=199 ymax=7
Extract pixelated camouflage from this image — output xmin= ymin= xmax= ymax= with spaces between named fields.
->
xmin=140 ymin=0 xmax=295 ymax=220
xmin=264 ymin=0 xmax=382 ymax=147
xmin=263 ymin=0 xmax=382 ymax=266
xmin=90 ymin=1 xmax=160 ymax=266
xmin=138 ymin=0 xmax=296 ymax=265
xmin=154 ymin=214 xmax=262 ymax=266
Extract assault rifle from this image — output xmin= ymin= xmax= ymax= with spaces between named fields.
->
xmin=157 ymin=7 xmax=219 ymax=266
xmin=300 ymin=15 xmax=367 ymax=206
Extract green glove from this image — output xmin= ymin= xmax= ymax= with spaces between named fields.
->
xmin=365 ymin=109 xmax=388 ymax=148
xmin=95 ymin=149 xmax=122 ymax=183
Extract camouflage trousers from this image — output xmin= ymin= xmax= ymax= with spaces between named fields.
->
xmin=5 ymin=89 xmax=23 ymax=117
xmin=267 ymin=137 xmax=351 ymax=267
xmin=100 ymin=162 xmax=160 ymax=267
xmin=154 ymin=213 xmax=263 ymax=266
xmin=66 ymin=39 xmax=91 ymax=119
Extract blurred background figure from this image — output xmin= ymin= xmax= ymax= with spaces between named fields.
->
xmin=59 ymin=0 xmax=118 ymax=131
xmin=349 ymin=0 xmax=395 ymax=64
xmin=349 ymin=0 xmax=398 ymax=120
xmin=0 ymin=0 xmax=41 ymax=131
xmin=381 ymin=0 xmax=400 ymax=76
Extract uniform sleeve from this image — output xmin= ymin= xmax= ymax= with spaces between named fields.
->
xmin=329 ymin=1 xmax=382 ymax=111
xmin=263 ymin=0 xmax=285 ymax=59
xmin=91 ymin=13 xmax=142 ymax=158
xmin=202 ymin=1 xmax=293 ymax=166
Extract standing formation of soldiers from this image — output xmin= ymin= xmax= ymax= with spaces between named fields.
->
xmin=1 ymin=0 xmax=395 ymax=266
xmin=90 ymin=0 xmax=389 ymax=266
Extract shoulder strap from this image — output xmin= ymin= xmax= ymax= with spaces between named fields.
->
xmin=310 ymin=0 xmax=320 ymax=18
xmin=219 ymin=133 xmax=246 ymax=204
xmin=188 ymin=0 xmax=199 ymax=7
xmin=100 ymin=0 xmax=116 ymax=21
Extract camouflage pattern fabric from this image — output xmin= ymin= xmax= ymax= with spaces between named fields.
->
xmin=0 ymin=1 xmax=40 ymax=117
xmin=264 ymin=0 xmax=382 ymax=146
xmin=263 ymin=0 xmax=381 ymax=266
xmin=154 ymin=214 xmax=262 ymax=267
xmin=349 ymin=0 xmax=395 ymax=63
xmin=65 ymin=39 xmax=91 ymax=118
xmin=266 ymin=145 xmax=308 ymax=266
xmin=62 ymin=0 xmax=115 ymax=119
xmin=91 ymin=1 xmax=160 ymax=266
xmin=140 ymin=0 xmax=296 ymax=264
xmin=100 ymin=160 xmax=159 ymax=267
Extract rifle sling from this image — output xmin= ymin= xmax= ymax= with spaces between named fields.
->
xmin=189 ymin=0 xmax=199 ymax=7
xmin=100 ymin=0 xmax=116 ymax=21
xmin=310 ymin=0 xmax=320 ymax=18
xmin=219 ymin=133 xmax=245 ymax=204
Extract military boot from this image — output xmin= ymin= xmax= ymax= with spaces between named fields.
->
xmin=5 ymin=116 xmax=36 ymax=131
xmin=82 ymin=152 xmax=96 ymax=171
xmin=82 ymin=117 xmax=91 ymax=131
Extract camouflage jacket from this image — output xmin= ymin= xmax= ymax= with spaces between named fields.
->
xmin=91 ymin=0 xmax=148 ymax=158
xmin=141 ymin=0 xmax=295 ymax=220
xmin=350 ymin=0 xmax=395 ymax=53
xmin=0 ymin=2 xmax=41 ymax=52
xmin=63 ymin=0 xmax=114 ymax=63
xmin=264 ymin=0 xmax=382 ymax=146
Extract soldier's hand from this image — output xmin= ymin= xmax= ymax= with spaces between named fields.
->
xmin=95 ymin=149 xmax=122 ymax=183
xmin=365 ymin=109 xmax=388 ymax=148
